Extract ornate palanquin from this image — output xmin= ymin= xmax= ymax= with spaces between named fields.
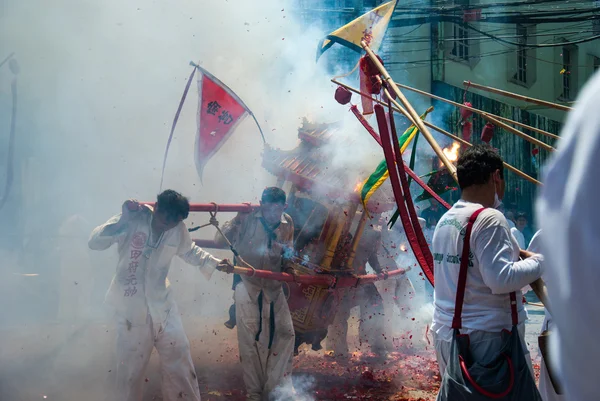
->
xmin=261 ymin=119 xmax=394 ymax=353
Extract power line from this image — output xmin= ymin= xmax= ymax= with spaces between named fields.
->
xmin=464 ymin=22 xmax=600 ymax=47
xmin=389 ymin=13 xmax=600 ymax=27
xmin=395 ymin=0 xmax=594 ymax=13
xmin=388 ymin=30 xmax=598 ymax=44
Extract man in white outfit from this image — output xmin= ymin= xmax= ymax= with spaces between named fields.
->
xmin=510 ymin=212 xmax=527 ymax=249
xmin=536 ymin=71 xmax=600 ymax=401
xmin=88 ymin=190 xmax=230 ymax=401
xmin=215 ymin=187 xmax=296 ymax=401
xmin=431 ymin=144 xmax=544 ymax=378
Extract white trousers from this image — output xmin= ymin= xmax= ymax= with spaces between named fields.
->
xmin=115 ymin=305 xmax=201 ymax=401
xmin=235 ymin=283 xmax=295 ymax=401
xmin=326 ymin=284 xmax=387 ymax=355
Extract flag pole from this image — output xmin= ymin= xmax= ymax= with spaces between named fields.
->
xmin=249 ymin=113 xmax=266 ymax=144
xmin=159 ymin=65 xmax=197 ymax=191
xmin=0 ymin=52 xmax=15 ymax=70
xmin=388 ymin=80 xmax=559 ymax=141
xmin=334 ymin=79 xmax=542 ymax=186
xmin=360 ymin=40 xmax=458 ymax=183
xmin=463 ymin=81 xmax=572 ymax=112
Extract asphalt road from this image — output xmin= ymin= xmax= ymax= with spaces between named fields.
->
xmin=0 ymin=304 xmax=546 ymax=401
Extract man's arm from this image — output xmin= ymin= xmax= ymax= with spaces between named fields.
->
xmin=178 ymin=224 xmax=221 ymax=280
xmin=88 ymin=199 xmax=141 ymax=251
xmin=88 ymin=214 xmax=127 ymax=250
xmin=475 ymin=221 xmax=543 ymax=294
xmin=214 ymin=213 xmax=246 ymax=248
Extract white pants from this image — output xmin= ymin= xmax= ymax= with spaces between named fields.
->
xmin=235 ymin=283 xmax=295 ymax=401
xmin=433 ymin=323 xmax=533 ymax=378
xmin=115 ymin=305 xmax=201 ymax=401
xmin=326 ymin=284 xmax=387 ymax=355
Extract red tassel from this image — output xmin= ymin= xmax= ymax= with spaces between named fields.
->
xmin=368 ymin=75 xmax=382 ymax=94
xmin=481 ymin=123 xmax=495 ymax=143
xmin=359 ymin=67 xmax=374 ymax=115
xmin=532 ymin=147 xmax=539 ymax=156
xmin=460 ymin=102 xmax=473 ymax=120
xmin=334 ymin=86 xmax=352 ymax=105
xmin=359 ymin=54 xmax=383 ymax=77
xmin=462 ymin=121 xmax=473 ymax=142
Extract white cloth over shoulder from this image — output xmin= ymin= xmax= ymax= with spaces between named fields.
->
xmin=536 ymin=71 xmax=600 ymax=401
xmin=431 ymin=200 xmax=543 ymax=341
xmin=89 ymin=206 xmax=220 ymax=326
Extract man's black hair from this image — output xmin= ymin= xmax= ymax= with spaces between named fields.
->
xmin=156 ymin=189 xmax=190 ymax=221
xmin=261 ymin=187 xmax=286 ymax=205
xmin=456 ymin=144 xmax=504 ymax=190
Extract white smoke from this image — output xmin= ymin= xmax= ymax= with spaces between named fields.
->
xmin=272 ymin=374 xmax=316 ymax=401
xmin=0 ymin=0 xmax=388 ymax=399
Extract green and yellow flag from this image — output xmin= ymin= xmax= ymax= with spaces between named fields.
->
xmin=316 ymin=0 xmax=397 ymax=61
xmin=358 ymin=107 xmax=433 ymax=210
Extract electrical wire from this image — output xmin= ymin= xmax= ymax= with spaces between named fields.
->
xmin=388 ymin=30 xmax=598 ymax=44
xmin=464 ymin=22 xmax=600 ymax=47
xmin=395 ymin=0 xmax=594 ymax=13
xmin=389 ymin=13 xmax=600 ymax=27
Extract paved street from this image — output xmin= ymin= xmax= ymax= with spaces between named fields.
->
xmin=0 ymin=301 xmax=546 ymax=401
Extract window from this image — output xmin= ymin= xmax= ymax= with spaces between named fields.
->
xmin=594 ymin=56 xmax=600 ymax=72
xmin=451 ymin=24 xmax=470 ymax=61
xmin=363 ymin=0 xmax=384 ymax=7
xmin=562 ymin=46 xmax=573 ymax=100
xmin=514 ymin=25 xmax=528 ymax=84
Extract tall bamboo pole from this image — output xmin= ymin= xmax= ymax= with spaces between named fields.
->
xmin=482 ymin=114 xmax=555 ymax=152
xmin=382 ymin=88 xmax=544 ymax=186
xmin=331 ymin=79 xmax=542 ymax=186
xmin=360 ymin=41 xmax=458 ymax=183
xmin=379 ymin=79 xmax=560 ymax=141
xmin=463 ymin=81 xmax=572 ymax=112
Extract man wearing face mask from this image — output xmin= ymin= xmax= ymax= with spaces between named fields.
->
xmin=431 ymin=145 xmax=544 ymax=379
xmin=214 ymin=187 xmax=296 ymax=401
xmin=88 ymin=190 xmax=231 ymax=401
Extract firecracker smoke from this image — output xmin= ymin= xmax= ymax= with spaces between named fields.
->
xmin=0 ymin=0 xmax=453 ymax=399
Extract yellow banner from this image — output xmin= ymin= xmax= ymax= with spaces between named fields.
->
xmin=317 ymin=1 xmax=396 ymax=60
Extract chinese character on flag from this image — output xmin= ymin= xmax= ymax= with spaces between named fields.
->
xmin=159 ymin=63 xmax=265 ymax=189
xmin=195 ymin=68 xmax=248 ymax=181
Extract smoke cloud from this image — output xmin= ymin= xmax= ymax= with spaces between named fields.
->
xmin=0 ymin=0 xmax=441 ymax=399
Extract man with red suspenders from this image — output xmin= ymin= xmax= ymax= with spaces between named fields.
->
xmin=431 ymin=145 xmax=544 ymax=397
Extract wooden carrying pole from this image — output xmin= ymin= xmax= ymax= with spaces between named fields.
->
xmin=331 ymin=79 xmax=542 ymax=186
xmin=361 ymin=40 xmax=458 ymax=183
xmin=482 ymin=114 xmax=555 ymax=152
xmin=385 ymin=79 xmax=560 ymax=141
xmin=463 ymin=81 xmax=573 ymax=112
xmin=382 ymin=87 xmax=544 ymax=186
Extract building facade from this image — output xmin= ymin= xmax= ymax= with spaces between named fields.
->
xmin=294 ymin=0 xmax=600 ymax=226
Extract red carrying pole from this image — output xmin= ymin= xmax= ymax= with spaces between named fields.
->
xmin=142 ymin=202 xmax=259 ymax=213
xmin=229 ymin=266 xmax=408 ymax=287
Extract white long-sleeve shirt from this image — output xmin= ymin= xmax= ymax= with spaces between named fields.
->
xmin=431 ymin=200 xmax=543 ymax=340
xmin=89 ymin=206 xmax=220 ymax=325
xmin=536 ymin=71 xmax=600 ymax=401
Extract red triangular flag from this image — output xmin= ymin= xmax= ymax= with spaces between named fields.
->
xmin=195 ymin=70 xmax=248 ymax=181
